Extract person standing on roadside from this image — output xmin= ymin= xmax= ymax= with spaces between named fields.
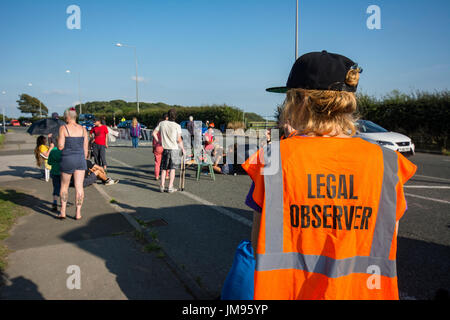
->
xmin=186 ymin=115 xmax=195 ymax=155
xmin=58 ymin=108 xmax=88 ymax=220
xmin=47 ymin=145 xmax=62 ymax=212
xmin=90 ymin=117 xmax=108 ymax=171
xmin=130 ymin=117 xmax=141 ymax=148
xmin=152 ymin=109 xmax=185 ymax=193
xmin=153 ymin=117 xmax=165 ymax=180
xmin=242 ymin=51 xmax=417 ymax=300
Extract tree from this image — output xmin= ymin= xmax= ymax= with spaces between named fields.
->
xmin=17 ymin=94 xmax=48 ymax=117
xmin=244 ymin=112 xmax=265 ymax=122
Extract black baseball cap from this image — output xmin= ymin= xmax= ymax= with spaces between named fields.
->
xmin=266 ymin=50 xmax=363 ymax=93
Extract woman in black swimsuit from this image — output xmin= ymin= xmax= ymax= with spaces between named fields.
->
xmin=57 ymin=108 xmax=88 ymax=220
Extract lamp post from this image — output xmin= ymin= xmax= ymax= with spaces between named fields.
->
xmin=1 ymin=91 xmax=6 ymax=129
xmin=65 ymin=70 xmax=82 ymax=114
xmin=27 ymin=83 xmax=42 ymax=118
xmin=116 ymin=43 xmax=140 ymax=114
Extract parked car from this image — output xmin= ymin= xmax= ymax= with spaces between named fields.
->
xmin=21 ymin=121 xmax=32 ymax=127
xmin=117 ymin=120 xmax=147 ymax=129
xmin=356 ymin=120 xmax=415 ymax=155
xmin=80 ymin=120 xmax=94 ymax=132
xmin=79 ymin=113 xmax=95 ymax=122
xmin=10 ymin=120 xmax=20 ymax=127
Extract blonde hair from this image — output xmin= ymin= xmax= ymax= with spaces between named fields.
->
xmin=132 ymin=117 xmax=138 ymax=128
xmin=64 ymin=108 xmax=77 ymax=121
xmin=280 ymin=69 xmax=360 ymax=137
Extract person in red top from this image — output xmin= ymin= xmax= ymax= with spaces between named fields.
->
xmin=90 ymin=117 xmax=109 ymax=170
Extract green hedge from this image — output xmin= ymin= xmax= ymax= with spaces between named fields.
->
xmin=94 ymin=104 xmax=244 ymax=130
xmin=357 ymin=90 xmax=449 ymax=152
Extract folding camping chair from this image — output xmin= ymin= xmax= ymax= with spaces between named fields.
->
xmin=193 ymin=147 xmax=215 ymax=181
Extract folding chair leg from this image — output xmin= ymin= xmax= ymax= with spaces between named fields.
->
xmin=209 ymin=165 xmax=215 ymax=181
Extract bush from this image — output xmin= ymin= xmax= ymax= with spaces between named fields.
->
xmin=94 ymin=103 xmax=244 ymax=130
xmin=357 ymin=90 xmax=449 ymax=151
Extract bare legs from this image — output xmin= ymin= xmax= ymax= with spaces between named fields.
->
xmin=59 ymin=170 xmax=85 ymax=220
xmin=73 ymin=170 xmax=85 ymax=219
xmin=60 ymin=173 xmax=70 ymax=218
xmin=160 ymin=169 xmax=176 ymax=190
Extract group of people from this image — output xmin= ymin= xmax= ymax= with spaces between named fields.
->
xmin=34 ymin=109 xmax=118 ymax=218
xmin=29 ymin=50 xmax=420 ymax=300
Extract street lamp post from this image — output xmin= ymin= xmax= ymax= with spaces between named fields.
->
xmin=65 ymin=70 xmax=82 ymax=114
xmin=116 ymin=43 xmax=140 ymax=114
xmin=27 ymin=83 xmax=42 ymax=118
xmin=1 ymin=91 xmax=6 ymax=129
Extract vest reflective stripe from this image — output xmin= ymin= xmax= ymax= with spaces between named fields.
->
xmin=263 ymin=142 xmax=284 ymax=253
xmin=371 ymin=147 xmax=398 ymax=257
xmin=257 ymin=141 xmax=399 ymax=278
xmin=255 ymin=253 xmax=397 ymax=278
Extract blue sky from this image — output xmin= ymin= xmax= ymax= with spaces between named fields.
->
xmin=0 ymin=0 xmax=449 ymax=119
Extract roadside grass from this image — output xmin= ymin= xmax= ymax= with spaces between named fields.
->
xmin=143 ymin=242 xmax=161 ymax=253
xmin=0 ymin=189 xmax=27 ymax=272
xmin=0 ymin=134 xmax=4 ymax=148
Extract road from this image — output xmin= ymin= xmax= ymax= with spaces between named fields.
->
xmin=2 ymin=128 xmax=449 ymax=299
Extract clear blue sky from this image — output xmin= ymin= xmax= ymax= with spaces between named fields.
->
xmin=0 ymin=0 xmax=449 ymax=118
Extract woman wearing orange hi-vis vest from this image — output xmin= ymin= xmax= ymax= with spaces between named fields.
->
xmin=242 ymin=51 xmax=417 ymax=300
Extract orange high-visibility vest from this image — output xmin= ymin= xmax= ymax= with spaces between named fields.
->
xmin=242 ymin=136 xmax=417 ymax=300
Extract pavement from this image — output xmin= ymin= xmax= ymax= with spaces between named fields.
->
xmin=0 ymin=129 xmax=195 ymax=300
xmin=0 ymin=128 xmax=449 ymax=300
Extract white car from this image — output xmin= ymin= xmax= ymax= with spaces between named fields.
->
xmin=356 ymin=120 xmax=415 ymax=155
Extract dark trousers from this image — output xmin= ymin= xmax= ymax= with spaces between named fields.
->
xmin=92 ymin=143 xmax=107 ymax=167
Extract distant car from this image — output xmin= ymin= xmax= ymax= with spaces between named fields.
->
xmin=356 ymin=120 xmax=415 ymax=155
xmin=10 ymin=120 xmax=20 ymax=127
xmin=5 ymin=121 xmax=11 ymax=126
xmin=79 ymin=113 xmax=95 ymax=122
xmin=179 ymin=120 xmax=208 ymax=134
xmin=21 ymin=121 xmax=32 ymax=127
xmin=80 ymin=121 xmax=94 ymax=132
xmin=117 ymin=120 xmax=147 ymax=129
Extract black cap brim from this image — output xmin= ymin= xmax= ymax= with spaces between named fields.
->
xmin=266 ymin=86 xmax=288 ymax=93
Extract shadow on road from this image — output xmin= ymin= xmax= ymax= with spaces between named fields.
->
xmin=0 ymin=275 xmax=44 ymax=299
xmin=0 ymin=189 xmax=62 ymax=220
xmin=0 ymin=166 xmax=43 ymax=180
xmin=59 ymin=212 xmax=192 ymax=300
xmin=397 ymin=237 xmax=450 ymax=300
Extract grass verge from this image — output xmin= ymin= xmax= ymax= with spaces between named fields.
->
xmin=0 ymin=134 xmax=4 ymax=148
xmin=0 ymin=189 xmax=27 ymax=272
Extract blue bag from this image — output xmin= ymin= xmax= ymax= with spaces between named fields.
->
xmin=221 ymin=240 xmax=255 ymax=300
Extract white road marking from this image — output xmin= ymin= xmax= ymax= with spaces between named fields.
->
xmin=109 ymin=157 xmax=134 ymax=169
xmin=109 ymin=156 xmax=253 ymax=227
xmin=404 ymin=186 xmax=450 ymax=189
xmin=405 ymin=193 xmax=450 ymax=205
xmin=413 ymin=174 xmax=450 ymax=182
xmin=181 ymin=191 xmax=252 ymax=227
